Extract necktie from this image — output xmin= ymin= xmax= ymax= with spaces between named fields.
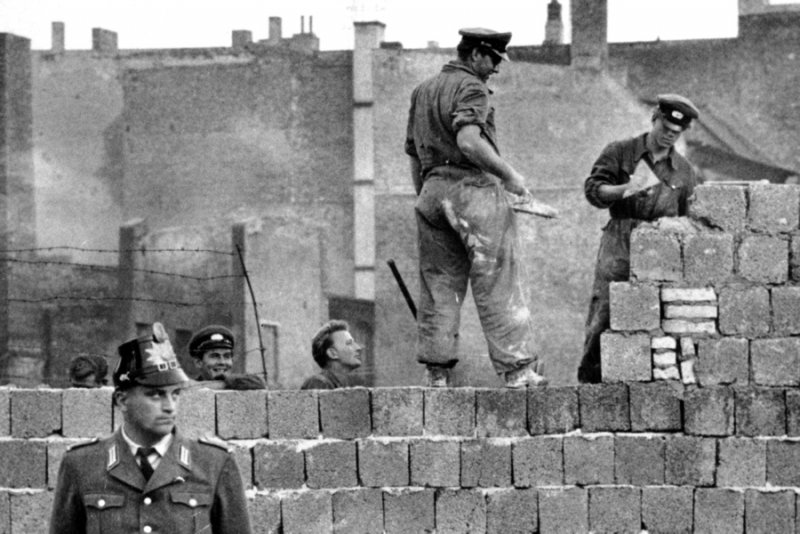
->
xmin=136 ymin=447 xmax=156 ymax=480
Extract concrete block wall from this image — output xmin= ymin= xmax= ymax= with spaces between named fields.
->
xmin=4 ymin=384 xmax=800 ymax=533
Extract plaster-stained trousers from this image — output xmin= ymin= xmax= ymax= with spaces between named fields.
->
xmin=414 ymin=167 xmax=537 ymax=375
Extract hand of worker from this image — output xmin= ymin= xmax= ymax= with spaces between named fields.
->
xmin=623 ymin=171 xmax=661 ymax=198
xmin=509 ymin=190 xmax=560 ymax=219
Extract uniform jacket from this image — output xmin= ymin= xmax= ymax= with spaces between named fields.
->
xmin=49 ymin=429 xmax=252 ymax=534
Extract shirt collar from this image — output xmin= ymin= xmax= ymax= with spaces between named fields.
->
xmin=639 ymin=133 xmax=677 ymax=169
xmin=121 ymin=425 xmax=173 ymax=458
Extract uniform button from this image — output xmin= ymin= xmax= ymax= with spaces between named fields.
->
xmin=189 ymin=498 xmax=197 ymax=507
xmin=143 ymin=526 xmax=152 ymax=534
xmin=97 ymin=499 xmax=106 ymax=508
xmin=143 ymin=497 xmax=152 ymax=505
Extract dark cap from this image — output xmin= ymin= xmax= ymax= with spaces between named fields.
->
xmin=114 ymin=322 xmax=189 ymax=389
xmin=657 ymin=93 xmax=699 ymax=129
xmin=459 ymin=27 xmax=512 ymax=62
xmin=189 ymin=325 xmax=234 ymax=358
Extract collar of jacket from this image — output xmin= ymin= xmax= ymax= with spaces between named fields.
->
xmin=106 ymin=429 xmax=192 ymax=492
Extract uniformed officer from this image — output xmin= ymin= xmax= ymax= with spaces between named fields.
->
xmin=188 ymin=324 xmax=266 ymax=390
xmin=49 ymin=322 xmax=253 ymax=534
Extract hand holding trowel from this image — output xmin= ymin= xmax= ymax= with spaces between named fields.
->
xmin=623 ymin=162 xmax=661 ymax=198
xmin=508 ymin=189 xmax=560 ymax=219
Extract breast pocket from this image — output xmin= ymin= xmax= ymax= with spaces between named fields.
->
xmin=171 ymin=489 xmax=213 ymax=533
xmin=83 ymin=493 xmax=125 ymax=534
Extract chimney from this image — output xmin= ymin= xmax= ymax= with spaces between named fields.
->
xmin=738 ymin=0 xmax=770 ymax=16
xmin=92 ymin=28 xmax=118 ymax=54
xmin=268 ymin=17 xmax=282 ymax=44
xmin=51 ymin=21 xmax=65 ymax=53
xmin=231 ymin=30 xmax=252 ymax=48
xmin=544 ymin=0 xmax=564 ymax=45
xmin=301 ymin=16 xmax=305 ymax=34
xmin=309 ymin=16 xmax=313 ymax=34
xmin=570 ymin=0 xmax=607 ymax=71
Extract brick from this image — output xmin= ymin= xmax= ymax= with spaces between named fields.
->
xmin=688 ymin=183 xmax=747 ymax=233
xmin=319 ymin=388 xmax=371 ymax=439
xmin=665 ymin=435 xmax=716 ymax=486
xmin=47 ymin=438 xmax=86 ymax=489
xmin=424 ymin=388 xmax=475 ymax=436
xmin=664 ymin=304 xmax=717 ymax=319
xmin=332 ymin=489 xmax=383 ymax=534
xmin=609 ymin=282 xmax=661 ymax=331
xmin=684 ymin=386 xmax=734 ymax=436
xmin=61 ymin=388 xmax=113 ymax=438
xmin=371 ymin=387 xmax=423 ymax=436
xmin=788 ymin=390 xmax=800 ymax=436
xmin=435 ymin=489 xmax=487 ymax=534
xmin=630 ymin=228 xmax=683 ymax=282
xmin=652 ymin=336 xmax=677 ymax=350
xmin=216 ymin=390 xmax=268 ymax=439
xmin=11 ymin=389 xmax=61 ymax=438
xmin=653 ymin=351 xmax=677 ymax=368
xmin=683 ymin=232 xmax=735 ymax=284
xmin=767 ymin=440 xmax=800 ymax=486
xmin=614 ymin=435 xmax=665 ymax=485
xmin=486 ymin=488 xmax=537 ymax=534
xmin=748 ymin=182 xmax=800 ymax=233
xmin=600 ymin=332 xmax=651 ymax=382
xmin=564 ymin=434 xmax=614 ymax=485
xmin=629 ymin=382 xmax=682 ymax=431
xmin=792 ymin=235 xmax=800 ymax=281
xmin=745 ymin=489 xmax=796 ymax=534
xmin=538 ymin=487 xmax=588 ymax=534
xmin=662 ymin=287 xmax=717 ymax=302
xmin=681 ymin=359 xmax=697 ymax=384
xmin=578 ymin=383 xmax=630 ymax=431
xmin=383 ymin=489 xmax=435 ymax=534
xmin=282 ymin=491 xmax=332 ymax=534
xmin=642 ymin=486 xmax=693 ymax=534
xmin=9 ymin=491 xmax=52 ymax=534
xmin=229 ymin=441 xmax=253 ymax=489
xmin=0 ymin=440 xmax=46 ymax=488
xmin=751 ymin=338 xmax=800 ymax=386
xmin=267 ymin=389 xmax=319 ymax=439
xmin=305 ymin=441 xmax=357 ymax=489
xmin=738 ymin=234 xmax=789 ymax=283
xmin=588 ymin=486 xmax=641 ymax=534
xmin=718 ymin=285 xmax=770 ymax=337
xmin=461 ymin=439 xmax=511 ymax=487
xmin=247 ymin=492 xmax=281 ymax=534
xmin=654 ymin=366 xmax=680 ymax=380
xmin=512 ymin=436 xmax=563 ymax=487
xmin=772 ymin=287 xmax=800 ymax=335
xmin=358 ymin=439 xmax=409 ymax=487
xmin=176 ymin=386 xmax=216 ymax=437
xmin=694 ymin=489 xmax=744 ymax=534
xmin=0 ymin=389 xmax=8 ymax=437
xmin=528 ymin=386 xmax=578 ymax=434
xmin=735 ymin=387 xmax=786 ymax=436
xmin=717 ymin=437 xmax=766 ymax=486
xmin=476 ymin=388 xmax=526 ymax=437
xmin=696 ymin=337 xmax=749 ymax=386
xmin=680 ymin=336 xmax=697 ymax=359
xmin=662 ymin=319 xmax=716 ymax=335
xmin=253 ymin=441 xmax=305 ymax=489
xmin=409 ymin=439 xmax=460 ymax=487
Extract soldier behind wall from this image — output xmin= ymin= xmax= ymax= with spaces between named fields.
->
xmin=188 ymin=324 xmax=266 ymax=390
xmin=300 ymin=319 xmax=364 ymax=389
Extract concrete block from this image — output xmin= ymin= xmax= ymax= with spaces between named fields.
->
xmin=371 ymin=387 xmax=423 ymax=436
xmin=792 ymin=235 xmax=800 ymax=281
xmin=788 ymin=390 xmax=800 ymax=436
xmin=653 ymin=351 xmax=677 ymax=368
xmin=247 ymin=492 xmax=281 ymax=534
xmin=664 ymin=304 xmax=717 ymax=319
xmin=683 ymin=232 xmax=735 ymax=284
xmin=766 ymin=440 xmax=800 ymax=486
xmin=751 ymin=338 xmax=800 ymax=386
xmin=694 ymin=489 xmax=744 ymax=534
xmin=684 ymin=386 xmax=734 ymax=436
xmin=486 ymin=488 xmax=537 ymax=534
xmin=538 ymin=487 xmax=588 ymax=534
xmin=600 ymin=332 xmax=651 ymax=382
xmin=267 ymin=389 xmax=319 ymax=439
xmin=696 ymin=337 xmax=749 ymax=386
xmin=229 ymin=441 xmax=253 ymax=490
xmin=688 ymin=183 xmax=747 ymax=233
xmin=319 ymin=388 xmax=371 ymax=439
xmin=564 ymin=434 xmax=614 ymax=485
xmin=9 ymin=491 xmax=52 ymax=534
xmin=305 ymin=440 xmax=357 ymax=489
xmin=475 ymin=388 xmax=526 ymax=437
xmin=641 ymin=486 xmax=693 ymax=534
xmin=409 ymin=439 xmax=460 ymax=487
xmin=528 ymin=386 xmax=578 ymax=434
xmin=424 ymin=388 xmax=475 ymax=436
xmin=461 ymin=439 xmax=511 ymax=487
xmin=435 ymin=489 xmax=487 ymax=534
xmin=216 ymin=390 xmax=268 ymax=439
xmin=735 ymin=387 xmax=785 ymax=436
xmin=253 ymin=441 xmax=305 ymax=489
xmin=718 ymin=285 xmax=770 ymax=337
xmin=772 ymin=287 xmax=800 ymax=335
xmin=738 ymin=234 xmax=789 ymax=283
xmin=62 ymin=387 xmax=113 ymax=438
xmin=0 ymin=440 xmax=46 ymax=488
xmin=609 ymin=282 xmax=661 ymax=331
xmin=630 ymin=228 xmax=683 ymax=281
xmin=748 ymin=182 xmax=800 ymax=233
xmin=745 ymin=489 xmax=795 ymax=534
xmin=629 ymin=382 xmax=682 ymax=431
xmin=512 ymin=436 xmax=563 ymax=487
xmin=665 ymin=435 xmax=716 ymax=486
xmin=332 ymin=489 xmax=383 ymax=534
xmin=281 ymin=491 xmax=332 ymax=534
xmin=662 ymin=287 xmax=717 ymax=302
xmin=47 ymin=438 xmax=84 ymax=489
xmin=578 ymin=383 xmax=630 ymax=432
xmin=614 ymin=434 xmax=665 ymax=485
xmin=383 ymin=489 xmax=435 ymax=534
xmin=11 ymin=389 xmax=61 ymax=438
xmin=717 ymin=437 xmax=766 ymax=487
xmin=0 ymin=389 xmax=8 ymax=437
xmin=652 ymin=336 xmax=677 ymax=350
xmin=176 ymin=386 xmax=216 ymax=438
xmin=662 ymin=319 xmax=716 ymax=335
xmin=588 ymin=486 xmax=641 ymax=534
xmin=358 ymin=439 xmax=409 ymax=487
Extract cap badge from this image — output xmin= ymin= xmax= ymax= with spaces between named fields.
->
xmin=671 ymin=110 xmax=684 ymax=120
xmin=210 ymin=334 xmax=224 ymax=341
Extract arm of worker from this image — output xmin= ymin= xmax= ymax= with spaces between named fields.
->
xmin=456 ymin=125 xmax=528 ymax=195
xmin=585 ymin=143 xmax=660 ymax=208
xmin=409 ymin=155 xmax=423 ymax=195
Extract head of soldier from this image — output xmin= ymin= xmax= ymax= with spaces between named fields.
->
xmin=113 ymin=323 xmax=189 ymax=446
xmin=69 ymin=354 xmax=109 ymax=388
xmin=311 ymin=320 xmax=362 ymax=372
xmin=457 ymin=28 xmax=512 ymax=82
xmin=189 ymin=325 xmax=235 ymax=381
xmin=650 ymin=93 xmax=699 ymax=151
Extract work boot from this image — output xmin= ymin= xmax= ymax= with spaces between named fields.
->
xmin=505 ymin=365 xmax=548 ymax=388
xmin=425 ymin=366 xmax=450 ymax=388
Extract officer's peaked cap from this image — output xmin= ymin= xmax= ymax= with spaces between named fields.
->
xmin=657 ymin=93 xmax=699 ymax=129
xmin=459 ymin=28 xmax=512 ymax=62
xmin=189 ymin=325 xmax=235 ymax=358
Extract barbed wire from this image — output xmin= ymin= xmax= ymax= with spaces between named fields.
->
xmin=0 ymin=246 xmax=234 ymax=256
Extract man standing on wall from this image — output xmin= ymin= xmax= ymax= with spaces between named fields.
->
xmin=189 ymin=324 xmax=266 ymax=390
xmin=49 ymin=322 xmax=252 ymax=534
xmin=300 ymin=319 xmax=363 ymax=389
xmin=405 ymin=28 xmax=558 ymax=388
xmin=578 ymin=94 xmax=700 ymax=383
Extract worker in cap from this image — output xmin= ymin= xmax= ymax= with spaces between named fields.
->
xmin=404 ymin=26 xmax=557 ymax=389
xmin=579 ymin=93 xmax=701 ymax=384
xmin=50 ymin=322 xmax=253 ymax=534
xmin=188 ymin=324 xmax=265 ymax=390
xmin=68 ymin=354 xmax=109 ymax=388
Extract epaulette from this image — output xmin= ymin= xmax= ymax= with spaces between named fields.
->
xmin=67 ymin=437 xmax=99 ymax=451
xmin=198 ymin=435 xmax=232 ymax=453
